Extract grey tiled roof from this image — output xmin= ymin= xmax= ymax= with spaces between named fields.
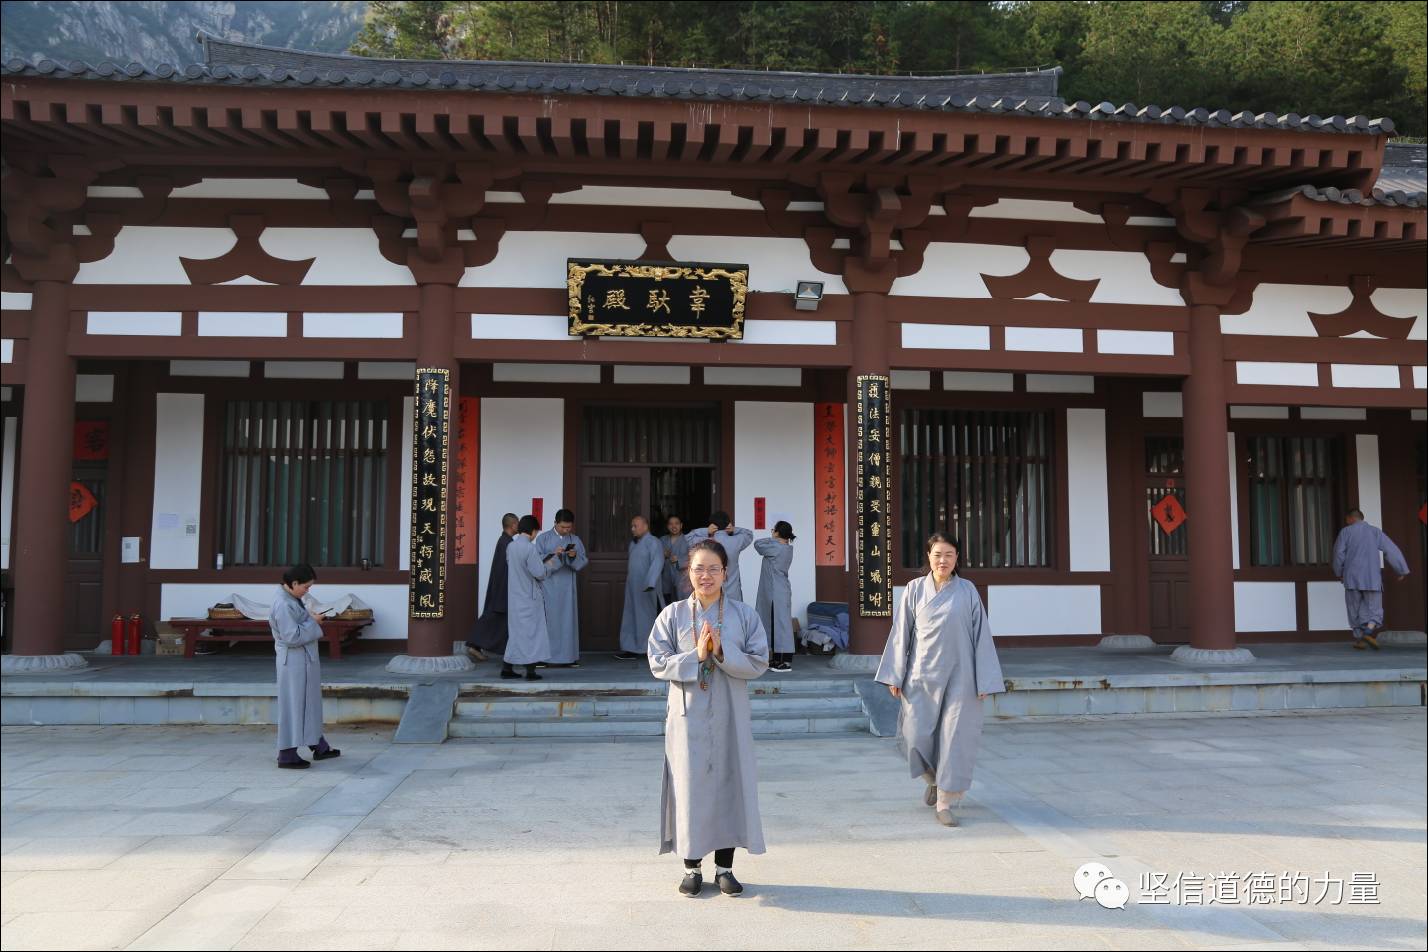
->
xmin=1255 ymin=184 xmax=1425 ymax=208
xmin=0 ymin=32 xmax=1398 ymax=135
xmin=1375 ymin=142 xmax=1427 ymax=195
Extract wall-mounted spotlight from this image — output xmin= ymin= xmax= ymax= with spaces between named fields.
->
xmin=794 ymin=280 xmax=825 ymax=311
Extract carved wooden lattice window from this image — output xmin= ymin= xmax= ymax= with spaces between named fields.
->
xmin=218 ymin=400 xmax=388 ymax=567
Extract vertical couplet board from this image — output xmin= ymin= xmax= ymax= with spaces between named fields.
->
xmin=856 ymin=376 xmax=892 ymax=616
xmin=410 ymin=368 xmax=450 ymax=618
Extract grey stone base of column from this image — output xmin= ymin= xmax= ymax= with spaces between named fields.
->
xmin=2 ymin=653 xmax=89 ymax=674
xmin=828 ymin=652 xmax=879 ymax=672
xmin=385 ymin=654 xmax=475 ymax=675
xmin=1097 ymin=634 xmax=1158 ymax=652
xmin=1379 ymin=630 xmax=1428 ymax=646
xmin=1170 ymin=645 xmax=1257 ymax=665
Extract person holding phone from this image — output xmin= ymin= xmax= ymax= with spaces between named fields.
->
xmin=536 ymin=508 xmax=589 ymax=667
xmin=648 ymin=538 xmax=769 ymax=897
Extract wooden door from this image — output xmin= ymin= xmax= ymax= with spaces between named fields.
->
xmin=1145 ymin=436 xmax=1190 ymax=643
xmin=578 ymin=468 xmax=649 ymax=651
xmin=65 ymin=466 xmax=106 ymax=649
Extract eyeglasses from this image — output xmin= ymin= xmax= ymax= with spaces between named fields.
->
xmin=690 ymin=567 xmax=725 ymax=576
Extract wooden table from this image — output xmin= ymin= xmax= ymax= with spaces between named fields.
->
xmin=166 ymin=617 xmax=373 ymax=659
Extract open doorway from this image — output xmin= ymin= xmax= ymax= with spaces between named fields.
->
xmin=576 ymin=405 xmax=720 ymax=651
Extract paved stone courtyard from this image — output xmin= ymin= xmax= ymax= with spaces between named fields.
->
xmin=2 ymin=709 xmax=1424 ymax=951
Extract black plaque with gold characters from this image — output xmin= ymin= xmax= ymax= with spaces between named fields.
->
xmin=856 ymin=374 xmax=892 ymax=617
xmin=567 ymin=259 xmax=749 ymax=339
xmin=409 ymin=368 xmax=450 ymax=618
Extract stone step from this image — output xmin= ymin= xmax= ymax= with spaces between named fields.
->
xmin=453 ymin=693 xmax=863 ymax=719
xmin=447 ymin=710 xmax=869 ymax=738
xmin=456 ymin=677 xmax=858 ymax=697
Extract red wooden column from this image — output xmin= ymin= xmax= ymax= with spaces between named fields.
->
xmin=1179 ymin=304 xmax=1240 ymax=653
xmin=7 ymin=279 xmax=86 ymax=669
xmin=846 ymin=291 xmax=893 ymax=655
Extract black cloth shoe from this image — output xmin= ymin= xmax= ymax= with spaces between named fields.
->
xmin=277 ymin=748 xmax=310 ymax=769
xmin=310 ymin=741 xmax=341 ymax=761
xmin=500 ymin=665 xmax=521 ymax=679
xmin=715 ymin=871 xmax=743 ymax=895
xmin=614 ymin=651 xmax=641 ymax=661
xmin=679 ymin=870 xmax=703 ymax=896
xmin=525 ymin=666 xmax=543 ymax=681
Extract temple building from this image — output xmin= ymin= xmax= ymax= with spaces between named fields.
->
xmin=1 ymin=35 xmax=1424 ymax=673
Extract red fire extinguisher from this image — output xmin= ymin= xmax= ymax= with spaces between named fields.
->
xmin=111 ymin=614 xmax=126 ymax=655
xmin=127 ymin=613 xmax=142 ymax=656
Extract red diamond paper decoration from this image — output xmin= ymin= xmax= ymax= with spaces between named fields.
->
xmin=1419 ymin=502 xmax=1426 ymax=525
xmin=69 ymin=481 xmax=97 ymax=523
xmin=1151 ymin=494 xmax=1187 ymax=535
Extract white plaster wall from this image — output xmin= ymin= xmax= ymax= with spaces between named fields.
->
xmin=169 ymin=178 xmax=329 ymax=200
xmin=1143 ymin=392 xmax=1183 ymax=417
xmin=477 ymin=398 xmax=564 ymax=605
xmin=1066 ymin=409 xmax=1110 ymax=572
xmin=150 ymin=393 xmax=204 ymax=569
xmin=472 ymin=314 xmax=569 ymax=341
xmin=198 ymin=312 xmax=287 ymax=337
xmin=902 ymin=323 xmax=990 ymax=350
xmin=303 ymin=313 xmax=404 ymax=338
xmin=1355 ymin=435 xmax=1382 ymax=528
xmin=1233 ymin=581 xmax=1296 ymax=632
xmin=890 ymin=243 xmax=1027 ymax=297
xmin=1236 ymin=362 xmax=1318 ymax=387
xmin=1331 ymin=364 xmax=1399 ymax=389
xmin=262 ymin=229 xmax=416 ymax=286
xmin=1221 ymin=284 xmax=1351 ymax=337
xmin=668 ymin=236 xmax=850 ymax=295
xmin=550 ymin=186 xmax=763 ymax=209
xmin=1049 ymin=250 xmax=1185 ymax=306
xmin=1373 ymin=287 xmax=1427 ymax=340
xmin=87 ymin=312 xmax=182 ymax=336
xmin=459 ymin=232 xmax=649 ymax=288
xmin=734 ymin=319 xmax=838 ymax=346
xmin=988 ymin=585 xmax=1101 ymax=635
xmin=1 ymin=291 xmax=32 ymax=309
xmin=734 ymin=402 xmax=816 ymax=628
xmin=76 ymin=228 xmax=236 ymax=284
xmin=159 ymin=583 xmax=409 ymax=638
xmin=1306 ymin=581 xmax=1351 ymax=631
xmin=969 ymin=199 xmax=1103 ymax=223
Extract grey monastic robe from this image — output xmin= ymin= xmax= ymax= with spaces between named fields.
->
xmin=875 ymin=574 xmax=1006 ymax=793
xmin=753 ymin=538 xmax=795 ymax=654
xmin=1332 ymin=520 xmax=1410 ymax=591
xmin=269 ymin=586 xmax=324 ymax=751
xmin=649 ymin=594 xmax=769 ymax=859
xmin=661 ymin=533 xmax=693 ymax=601
xmin=619 ymin=532 xmax=666 ymax=653
xmin=536 ymin=529 xmax=589 ymax=664
xmin=504 ymin=534 xmax=552 ymax=666
xmin=470 ymin=531 xmax=513 ymax=652
xmin=686 ymin=526 xmax=755 ymax=602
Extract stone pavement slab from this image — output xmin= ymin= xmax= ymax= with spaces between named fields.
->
xmin=0 ymin=708 xmax=1422 ymax=951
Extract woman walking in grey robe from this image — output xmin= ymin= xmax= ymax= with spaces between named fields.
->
xmin=503 ymin=515 xmax=557 ymax=681
xmin=649 ymin=538 xmax=769 ymax=897
xmin=875 ymin=533 xmax=1005 ymax=827
xmin=754 ymin=521 xmax=796 ymax=672
xmin=269 ymin=563 xmax=340 ymax=769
